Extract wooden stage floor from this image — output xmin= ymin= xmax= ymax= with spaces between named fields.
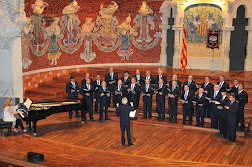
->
xmin=0 ymin=112 xmax=251 ymax=167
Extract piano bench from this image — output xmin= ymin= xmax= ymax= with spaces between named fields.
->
xmin=0 ymin=121 xmax=13 ymax=136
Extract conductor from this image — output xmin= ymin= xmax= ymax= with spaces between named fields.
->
xmin=116 ymin=97 xmax=134 ymax=146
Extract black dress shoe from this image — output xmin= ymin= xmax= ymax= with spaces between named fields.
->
xmin=148 ymin=117 xmax=152 ymax=119
xmin=182 ymin=123 xmax=186 ymax=125
xmin=69 ymin=116 xmax=72 ymax=119
xmin=188 ymin=123 xmax=192 ymax=126
xmin=90 ymin=119 xmax=95 ymax=121
xmin=128 ymin=143 xmax=133 ymax=146
xmin=98 ymin=119 xmax=102 ymax=122
xmin=215 ymin=133 xmax=222 ymax=136
xmin=142 ymin=117 xmax=147 ymax=119
xmin=105 ymin=118 xmax=110 ymax=120
xmin=195 ymin=124 xmax=199 ymax=127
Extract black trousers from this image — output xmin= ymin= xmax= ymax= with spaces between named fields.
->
xmin=211 ymin=106 xmax=219 ymax=129
xmin=15 ymin=118 xmax=24 ymax=130
xmin=136 ymin=92 xmax=140 ymax=109
xmin=100 ymin=104 xmax=108 ymax=120
xmin=205 ymin=102 xmax=211 ymax=118
xmin=227 ymin=118 xmax=237 ymax=142
xmin=196 ymin=108 xmax=205 ymax=126
xmin=94 ymin=96 xmax=100 ymax=113
xmin=143 ymin=97 xmax=152 ymax=118
xmin=68 ymin=98 xmax=79 ymax=117
xmin=82 ymin=98 xmax=93 ymax=121
xmin=157 ymin=98 xmax=165 ymax=119
xmin=219 ymin=110 xmax=227 ymax=138
xmin=183 ymin=106 xmax=192 ymax=124
xmin=237 ymin=106 xmax=245 ymax=131
xmin=108 ymin=86 xmax=116 ymax=107
xmin=120 ymin=124 xmax=132 ymax=145
xmin=169 ymin=102 xmax=178 ymax=122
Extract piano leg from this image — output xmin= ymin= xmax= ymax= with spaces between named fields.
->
xmin=32 ymin=121 xmax=37 ymax=136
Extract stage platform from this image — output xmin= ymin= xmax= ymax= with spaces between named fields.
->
xmin=0 ymin=112 xmax=251 ymax=167
xmin=0 ymin=66 xmax=251 ymax=166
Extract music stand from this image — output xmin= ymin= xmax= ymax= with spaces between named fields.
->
xmin=129 ymin=109 xmax=139 ymax=141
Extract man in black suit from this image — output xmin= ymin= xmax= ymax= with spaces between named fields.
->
xmin=226 ymin=94 xmax=239 ymax=142
xmin=105 ymin=68 xmax=118 ymax=107
xmin=65 ymin=75 xmax=80 ymax=118
xmin=133 ymin=69 xmax=144 ymax=86
xmin=155 ymin=69 xmax=167 ymax=84
xmin=116 ymin=97 xmax=134 ymax=146
xmin=195 ymin=88 xmax=206 ymax=127
xmin=216 ymin=90 xmax=230 ymax=138
xmin=183 ymin=75 xmax=198 ymax=116
xmin=168 ymin=80 xmax=180 ymax=123
xmin=183 ymin=75 xmax=198 ymax=95
xmin=217 ymin=75 xmax=229 ymax=92
xmin=230 ymin=79 xmax=239 ymax=94
xmin=94 ymin=75 xmax=102 ymax=114
xmin=127 ymin=78 xmax=140 ymax=109
xmin=121 ymin=71 xmax=131 ymax=88
xmin=144 ymin=71 xmax=155 ymax=84
xmin=115 ymin=80 xmax=125 ymax=106
xmin=210 ymin=85 xmax=222 ymax=129
xmin=181 ymin=85 xmax=193 ymax=125
xmin=142 ymin=79 xmax=154 ymax=119
xmin=98 ymin=81 xmax=110 ymax=121
xmin=235 ymin=84 xmax=248 ymax=132
xmin=155 ymin=79 xmax=167 ymax=121
xmin=169 ymin=74 xmax=181 ymax=88
xmin=201 ymin=76 xmax=214 ymax=118
xmin=81 ymin=73 xmax=93 ymax=86
xmin=80 ymin=78 xmax=94 ymax=123
xmin=133 ymin=69 xmax=143 ymax=108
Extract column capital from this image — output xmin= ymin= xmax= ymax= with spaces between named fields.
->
xmin=172 ymin=26 xmax=183 ymax=31
xmin=159 ymin=24 xmax=170 ymax=30
xmin=222 ymin=26 xmax=234 ymax=31
xmin=245 ymin=26 xmax=252 ymax=31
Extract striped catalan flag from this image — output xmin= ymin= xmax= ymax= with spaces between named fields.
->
xmin=180 ymin=24 xmax=187 ymax=70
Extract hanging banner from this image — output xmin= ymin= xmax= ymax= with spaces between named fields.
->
xmin=206 ymin=30 xmax=220 ymax=49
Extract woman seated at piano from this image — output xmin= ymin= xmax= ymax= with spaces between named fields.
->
xmin=3 ymin=99 xmax=27 ymax=134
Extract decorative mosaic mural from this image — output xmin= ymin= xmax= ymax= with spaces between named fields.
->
xmin=184 ymin=4 xmax=223 ymax=43
xmin=22 ymin=0 xmax=162 ymax=71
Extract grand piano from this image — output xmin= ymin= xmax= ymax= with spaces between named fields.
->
xmin=19 ymin=99 xmax=86 ymax=136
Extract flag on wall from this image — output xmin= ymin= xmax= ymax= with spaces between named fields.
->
xmin=180 ymin=24 xmax=187 ymax=70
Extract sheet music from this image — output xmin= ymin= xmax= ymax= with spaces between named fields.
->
xmin=24 ymin=98 xmax=32 ymax=109
xmin=129 ymin=110 xmax=136 ymax=118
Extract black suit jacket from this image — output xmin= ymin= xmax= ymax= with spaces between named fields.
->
xmin=94 ymin=80 xmax=102 ymax=98
xmin=181 ymin=91 xmax=193 ymax=109
xmin=142 ymin=84 xmax=154 ymax=100
xmin=80 ymin=84 xmax=95 ymax=99
xmin=66 ymin=81 xmax=79 ymax=100
xmin=235 ymin=90 xmax=248 ymax=109
xmin=143 ymin=76 xmax=155 ymax=84
xmin=155 ymin=84 xmax=167 ymax=101
xmin=133 ymin=75 xmax=144 ymax=85
xmin=201 ymin=82 xmax=214 ymax=97
xmin=168 ymin=86 xmax=180 ymax=105
xmin=121 ymin=76 xmax=131 ymax=87
xmin=98 ymin=87 xmax=110 ymax=105
xmin=116 ymin=105 xmax=134 ymax=126
xmin=218 ymin=96 xmax=230 ymax=112
xmin=217 ymin=81 xmax=229 ymax=92
xmin=169 ymin=80 xmax=182 ymax=88
xmin=195 ymin=94 xmax=206 ymax=111
xmin=105 ymin=72 xmax=118 ymax=87
xmin=155 ymin=75 xmax=167 ymax=84
xmin=227 ymin=101 xmax=238 ymax=121
xmin=230 ymin=85 xmax=238 ymax=94
xmin=81 ymin=78 xmax=93 ymax=87
xmin=183 ymin=81 xmax=198 ymax=94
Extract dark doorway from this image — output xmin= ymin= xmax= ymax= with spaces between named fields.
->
xmin=229 ymin=5 xmax=248 ymax=71
xmin=166 ymin=8 xmax=175 ymax=67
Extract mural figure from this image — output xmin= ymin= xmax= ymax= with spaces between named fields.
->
xmin=31 ymin=0 xmax=49 ymax=45
xmin=80 ymin=18 xmax=96 ymax=62
xmin=62 ymin=0 xmax=80 ymax=45
xmin=45 ymin=17 xmax=61 ymax=65
xmin=117 ymin=14 xmax=135 ymax=60
xmin=22 ymin=19 xmax=34 ymax=69
xmin=96 ymin=1 xmax=118 ymax=46
xmin=136 ymin=1 xmax=153 ymax=43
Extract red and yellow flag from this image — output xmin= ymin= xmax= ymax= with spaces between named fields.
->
xmin=180 ymin=24 xmax=187 ymax=70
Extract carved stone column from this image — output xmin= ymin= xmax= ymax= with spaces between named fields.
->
xmin=172 ymin=25 xmax=183 ymax=68
xmin=159 ymin=18 xmax=168 ymax=66
xmin=245 ymin=26 xmax=252 ymax=71
xmin=221 ymin=26 xmax=234 ymax=71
